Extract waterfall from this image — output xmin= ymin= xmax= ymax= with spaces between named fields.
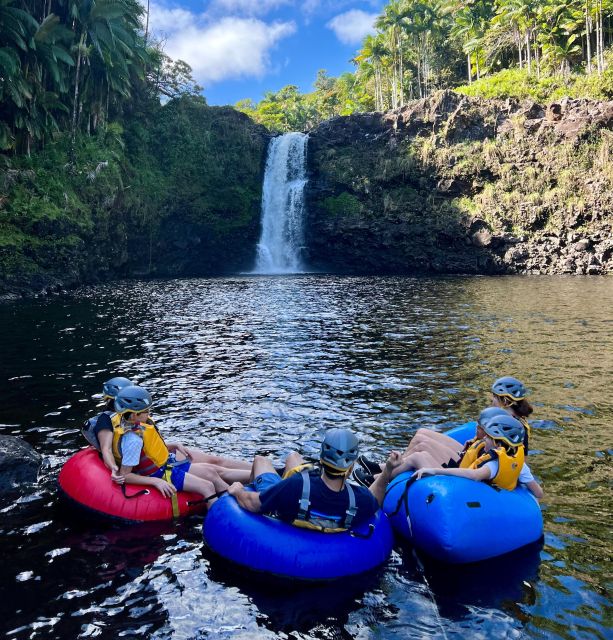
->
xmin=253 ymin=132 xmax=308 ymax=274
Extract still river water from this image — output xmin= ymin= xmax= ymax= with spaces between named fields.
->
xmin=0 ymin=275 xmax=611 ymax=640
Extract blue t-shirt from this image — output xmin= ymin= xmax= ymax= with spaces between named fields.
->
xmin=118 ymin=431 xmax=144 ymax=467
xmin=259 ymin=471 xmax=378 ymax=528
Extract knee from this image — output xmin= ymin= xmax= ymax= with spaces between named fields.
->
xmin=285 ymin=451 xmax=304 ymax=467
xmin=412 ymin=442 xmax=430 ymax=454
xmin=199 ymin=477 xmax=215 ymax=495
xmin=252 ymin=455 xmax=273 ymax=475
xmin=199 ymin=464 xmax=220 ymax=480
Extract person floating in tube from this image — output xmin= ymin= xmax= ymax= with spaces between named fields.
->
xmin=412 ymin=414 xmax=543 ymax=499
xmin=82 ymin=376 xmax=133 ymax=482
xmin=111 ymin=385 xmax=250 ymax=502
xmin=226 ymin=428 xmax=403 ymax=532
xmin=354 ymin=375 xmax=535 ymax=482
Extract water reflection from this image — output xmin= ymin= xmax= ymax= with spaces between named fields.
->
xmin=0 ymin=275 xmax=611 ymax=639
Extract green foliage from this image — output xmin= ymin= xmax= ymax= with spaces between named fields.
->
xmin=321 ymin=192 xmax=362 ymax=218
xmin=457 ymin=65 xmax=613 ymax=101
xmin=0 ymin=93 xmax=267 ymax=292
xmin=238 ymin=1 xmax=613 ymax=132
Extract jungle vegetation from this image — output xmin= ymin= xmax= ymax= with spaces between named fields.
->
xmin=237 ymin=0 xmax=613 ymax=132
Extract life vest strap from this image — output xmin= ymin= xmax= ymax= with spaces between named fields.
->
xmin=163 ymin=468 xmax=180 ymax=518
xmin=121 ymin=484 xmax=149 ymax=499
xmin=293 ymin=469 xmax=356 ymax=532
xmin=344 ymin=482 xmax=357 ymax=529
xmin=297 ymin=469 xmax=311 ymax=519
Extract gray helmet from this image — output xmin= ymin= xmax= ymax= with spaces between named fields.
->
xmin=102 ymin=376 xmax=133 ymax=399
xmin=482 ymin=414 xmax=525 ymax=448
xmin=320 ymin=428 xmax=359 ymax=472
xmin=478 ymin=406 xmax=508 ymax=427
xmin=114 ymin=385 xmax=153 ymax=414
xmin=492 ymin=376 xmax=527 ymax=401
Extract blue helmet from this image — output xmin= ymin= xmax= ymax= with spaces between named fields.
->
xmin=102 ymin=376 xmax=133 ymax=400
xmin=483 ymin=414 xmax=525 ymax=448
xmin=320 ymin=428 xmax=359 ymax=472
xmin=492 ymin=376 xmax=528 ymax=402
xmin=114 ymin=385 xmax=153 ymax=415
xmin=478 ymin=406 xmax=508 ymax=427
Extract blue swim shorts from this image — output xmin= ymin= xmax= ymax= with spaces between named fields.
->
xmin=152 ymin=454 xmax=191 ymax=491
xmin=253 ymin=472 xmax=282 ymax=494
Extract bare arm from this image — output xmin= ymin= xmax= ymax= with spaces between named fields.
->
xmin=227 ymin=482 xmax=262 ymax=512
xmin=369 ymin=451 xmax=403 ymax=505
xmin=414 ymin=465 xmax=491 ymax=482
xmin=119 ymin=465 xmax=176 ymax=497
xmin=98 ymin=430 xmax=119 ymax=474
xmin=525 ymin=479 xmax=544 ymax=500
xmin=166 ymin=442 xmax=193 ymax=460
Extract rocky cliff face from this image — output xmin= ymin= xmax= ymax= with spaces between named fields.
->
xmin=0 ymin=98 xmax=269 ymax=298
xmin=305 ymin=91 xmax=613 ymax=275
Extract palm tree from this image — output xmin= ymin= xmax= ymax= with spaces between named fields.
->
xmin=68 ymin=0 xmax=143 ymax=159
xmin=355 ymin=35 xmax=390 ymax=111
xmin=376 ymin=0 xmax=409 ymax=108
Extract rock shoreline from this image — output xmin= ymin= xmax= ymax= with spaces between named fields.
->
xmin=0 ymin=435 xmax=41 ymax=497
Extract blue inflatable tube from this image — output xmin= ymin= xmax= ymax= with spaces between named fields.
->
xmin=383 ymin=422 xmax=543 ymax=563
xmin=203 ymin=495 xmax=394 ymax=581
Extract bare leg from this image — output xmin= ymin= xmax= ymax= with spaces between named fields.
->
xmin=250 ymin=455 xmax=277 ymax=481
xmin=390 ymin=451 xmax=441 ymax=480
xmin=182 ymin=463 xmax=229 ymax=492
xmin=189 ymin=462 xmax=250 ymax=485
xmin=407 ymin=439 xmax=460 ymax=467
xmin=182 ymin=473 xmax=221 ymax=505
xmin=283 ymin=451 xmax=305 ymax=475
xmin=405 ymin=429 xmax=459 ymax=459
xmin=182 ymin=448 xmax=251 ymax=470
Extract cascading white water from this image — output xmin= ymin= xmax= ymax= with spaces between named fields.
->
xmin=253 ymin=132 xmax=308 ymax=274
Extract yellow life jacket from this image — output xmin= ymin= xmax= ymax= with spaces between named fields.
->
xmin=290 ymin=470 xmax=357 ymax=533
xmin=459 ymin=439 xmax=486 ymax=469
xmin=112 ymin=418 xmax=169 ymax=476
xmin=471 ymin=445 xmax=525 ymax=491
xmin=282 ymin=463 xmax=314 ymax=479
xmin=82 ymin=411 xmax=122 ymax=449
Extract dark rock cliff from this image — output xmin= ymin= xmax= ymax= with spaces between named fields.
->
xmin=305 ymin=91 xmax=613 ymax=275
xmin=0 ymin=98 xmax=269 ymax=298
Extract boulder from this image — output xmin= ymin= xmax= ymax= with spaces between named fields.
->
xmin=0 ymin=435 xmax=41 ymax=495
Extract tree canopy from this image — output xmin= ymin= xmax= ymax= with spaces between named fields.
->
xmin=0 ymin=0 xmax=201 ymax=155
xmin=238 ymin=0 xmax=613 ymax=132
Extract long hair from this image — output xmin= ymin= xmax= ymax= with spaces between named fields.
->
xmin=494 ymin=394 xmax=533 ymax=418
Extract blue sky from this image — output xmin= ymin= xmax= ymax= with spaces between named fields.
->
xmin=147 ymin=0 xmax=385 ymax=105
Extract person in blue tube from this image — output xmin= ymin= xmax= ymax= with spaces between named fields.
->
xmin=226 ymin=428 xmax=402 ymax=532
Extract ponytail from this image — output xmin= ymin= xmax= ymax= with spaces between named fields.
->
xmin=511 ymin=398 xmax=533 ymax=418
xmin=494 ymin=393 xmax=533 ymax=418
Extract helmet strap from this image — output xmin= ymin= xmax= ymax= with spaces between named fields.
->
xmin=321 ymin=462 xmax=353 ymax=479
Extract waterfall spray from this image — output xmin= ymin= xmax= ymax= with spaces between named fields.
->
xmin=253 ymin=133 xmax=308 ymax=274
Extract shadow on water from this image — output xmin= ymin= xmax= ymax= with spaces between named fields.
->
xmin=205 ymin=549 xmax=387 ymax=634
xmin=398 ymin=540 xmax=544 ymax=618
xmin=0 ymin=497 xmax=182 ymax=638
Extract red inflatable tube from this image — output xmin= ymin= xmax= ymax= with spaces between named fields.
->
xmin=58 ymin=448 xmax=206 ymax=523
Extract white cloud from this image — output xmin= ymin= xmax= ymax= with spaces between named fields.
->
xmin=326 ymin=9 xmax=378 ymax=45
xmin=160 ymin=16 xmax=296 ymax=84
xmin=147 ymin=3 xmax=194 ymax=32
xmin=209 ymin=0 xmax=292 ymax=16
